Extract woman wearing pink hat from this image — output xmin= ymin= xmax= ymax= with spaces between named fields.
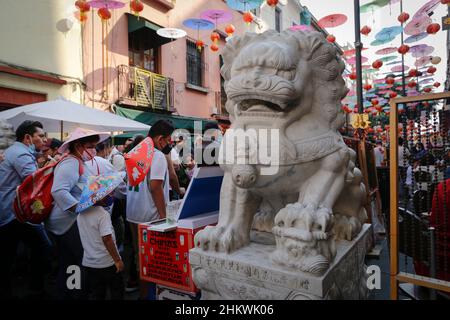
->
xmin=44 ymin=128 xmax=109 ymax=300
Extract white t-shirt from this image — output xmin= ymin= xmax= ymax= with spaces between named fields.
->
xmin=374 ymin=146 xmax=384 ymax=167
xmin=126 ymin=149 xmax=169 ymax=224
xmin=77 ymin=206 xmax=118 ymax=268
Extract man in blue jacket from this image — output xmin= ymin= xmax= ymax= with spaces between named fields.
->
xmin=0 ymin=120 xmax=51 ymax=299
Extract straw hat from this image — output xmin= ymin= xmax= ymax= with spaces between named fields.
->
xmin=58 ymin=127 xmax=110 ymax=154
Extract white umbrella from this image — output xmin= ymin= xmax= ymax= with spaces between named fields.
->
xmin=0 ymin=98 xmax=150 ymax=133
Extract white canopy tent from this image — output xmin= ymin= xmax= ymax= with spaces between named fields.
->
xmin=0 ymin=98 xmax=150 ymax=135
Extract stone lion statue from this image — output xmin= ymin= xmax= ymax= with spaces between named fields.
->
xmin=195 ymin=30 xmax=367 ymax=275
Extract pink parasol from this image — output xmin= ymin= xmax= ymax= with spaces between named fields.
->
xmin=411 ymin=45 xmax=434 ymax=58
xmin=413 ymin=0 xmax=441 ymax=20
xmin=404 ymin=16 xmax=432 ymax=36
xmin=200 ymin=9 xmax=233 ymax=26
xmin=87 ymin=0 xmax=125 ymax=8
xmin=361 ymin=64 xmax=371 ymax=69
xmin=346 ymin=56 xmax=368 ymax=64
xmin=375 ymin=47 xmax=398 ymax=55
xmin=318 ymin=14 xmax=348 ymax=28
xmin=414 ymin=56 xmax=433 ymax=67
xmin=289 ymin=24 xmax=314 ymax=32
xmin=391 ymin=65 xmax=409 ymax=72
xmin=343 ymin=47 xmax=367 ymax=56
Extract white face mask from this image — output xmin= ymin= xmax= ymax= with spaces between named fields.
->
xmin=81 ymin=148 xmax=96 ymax=161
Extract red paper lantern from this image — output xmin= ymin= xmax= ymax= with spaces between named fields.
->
xmin=398 ymin=12 xmax=410 ymax=23
xmin=386 ymin=77 xmax=395 ymax=85
xmin=210 ymin=32 xmax=220 ymax=43
xmin=371 ymin=99 xmax=379 ymax=106
xmin=407 ymin=80 xmax=417 ymax=88
xmin=398 ymin=44 xmax=410 ymax=55
xmin=130 ymin=0 xmax=144 ymax=16
xmin=377 ymin=127 xmax=383 ymax=133
xmin=372 ymin=60 xmax=383 ymax=69
xmin=423 ymin=87 xmax=432 ymax=93
xmin=211 ymin=43 xmax=219 ymax=52
xmin=427 ymin=66 xmax=437 ymax=74
xmin=441 ymin=0 xmax=450 ymax=4
xmin=408 ymin=69 xmax=418 ymax=77
xmin=423 ymin=102 xmax=430 ymax=107
xmin=196 ymin=40 xmax=204 ymax=51
xmin=225 ymin=24 xmax=235 ymax=37
xmin=243 ymin=11 xmax=254 ymax=24
xmin=427 ymin=23 xmax=441 ymax=34
xmin=361 ymin=25 xmax=371 ymax=36
xmin=75 ymin=0 xmax=90 ymax=12
xmin=375 ymin=105 xmax=382 ymax=112
xmin=363 ymin=83 xmax=372 ymax=91
xmin=353 ymin=107 xmax=359 ymax=113
xmin=385 ymin=111 xmax=390 ymax=115
xmin=98 ymin=7 xmax=111 ymax=20
xmin=434 ymin=82 xmax=441 ymax=88
xmin=349 ymin=72 xmax=357 ymax=80
xmin=77 ymin=11 xmax=88 ymax=22
xmin=266 ymin=0 xmax=279 ymax=7
xmin=390 ymin=92 xmax=398 ymax=98
xmin=326 ymin=34 xmax=336 ymax=43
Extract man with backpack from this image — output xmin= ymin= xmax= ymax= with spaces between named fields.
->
xmin=0 ymin=120 xmax=52 ymax=299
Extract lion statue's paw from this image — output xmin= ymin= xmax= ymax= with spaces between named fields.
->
xmin=194 ymin=225 xmax=250 ymax=253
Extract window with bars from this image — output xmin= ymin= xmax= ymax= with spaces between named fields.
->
xmin=275 ymin=7 xmax=282 ymax=32
xmin=186 ymin=39 xmax=204 ymax=87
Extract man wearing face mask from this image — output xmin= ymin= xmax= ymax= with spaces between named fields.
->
xmin=0 ymin=120 xmax=51 ymax=299
xmin=126 ymin=120 xmax=174 ymax=299
xmin=45 ymin=127 xmax=109 ymax=300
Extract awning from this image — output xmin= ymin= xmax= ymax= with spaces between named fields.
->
xmin=113 ymin=106 xmax=216 ymax=144
xmin=127 ymin=13 xmax=171 ymax=48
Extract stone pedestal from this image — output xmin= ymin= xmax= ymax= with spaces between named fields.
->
xmin=190 ymin=224 xmax=372 ymax=300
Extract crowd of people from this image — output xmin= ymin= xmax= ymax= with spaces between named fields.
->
xmin=0 ymin=119 xmax=221 ymax=300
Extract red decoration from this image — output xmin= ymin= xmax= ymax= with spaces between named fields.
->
xmin=225 ymin=24 xmax=235 ymax=37
xmin=326 ymin=34 xmax=336 ymax=43
xmin=386 ymin=77 xmax=395 ymax=85
xmin=398 ymin=44 xmax=410 ymax=55
xmin=361 ymin=25 xmax=371 ymax=36
xmin=210 ymin=32 xmax=220 ymax=43
xmin=397 ymin=12 xmax=410 ymax=23
xmin=441 ymin=0 xmax=450 ymax=4
xmin=372 ymin=60 xmax=383 ymax=69
xmin=125 ymin=137 xmax=155 ymax=187
xmin=427 ymin=23 xmax=441 ymax=34
xmin=266 ymin=0 xmax=279 ymax=7
xmin=407 ymin=80 xmax=417 ymax=88
xmin=390 ymin=92 xmax=398 ymax=98
xmin=434 ymin=82 xmax=441 ymax=88
xmin=424 ymin=87 xmax=432 ymax=93
xmin=363 ymin=83 xmax=372 ymax=91
xmin=371 ymin=99 xmax=379 ymax=106
xmin=130 ymin=0 xmax=144 ymax=16
xmin=243 ymin=11 xmax=254 ymax=24
xmin=423 ymin=102 xmax=430 ymax=107
xmin=427 ymin=66 xmax=437 ymax=74
xmin=349 ymin=72 xmax=357 ymax=80
xmin=211 ymin=43 xmax=219 ymax=52
xmin=375 ymin=105 xmax=382 ymax=112
xmin=408 ymin=69 xmax=418 ymax=77
xmin=196 ymin=40 xmax=204 ymax=51
xmin=98 ymin=7 xmax=111 ymax=20
xmin=77 ymin=11 xmax=88 ymax=23
xmin=75 ymin=0 xmax=90 ymax=12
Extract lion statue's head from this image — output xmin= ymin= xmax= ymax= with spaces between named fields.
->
xmin=221 ymin=30 xmax=349 ymax=131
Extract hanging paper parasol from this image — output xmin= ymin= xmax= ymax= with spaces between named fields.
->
xmin=124 ymin=137 xmax=155 ymax=187
xmin=379 ymin=55 xmax=398 ymax=63
xmin=404 ymin=16 xmax=432 ymax=36
xmin=76 ymin=172 xmax=123 ymax=214
xmin=404 ymin=32 xmax=428 ymax=44
xmin=346 ymin=56 xmax=369 ymax=64
xmin=226 ymin=0 xmax=264 ymax=11
xmin=391 ymin=65 xmax=409 ymax=72
xmin=360 ymin=0 xmax=389 ymax=13
xmin=371 ymin=38 xmax=392 ymax=46
xmin=87 ymin=0 xmax=125 ymax=8
xmin=289 ymin=24 xmax=314 ymax=32
xmin=375 ymin=47 xmax=397 ymax=55
xmin=419 ymin=78 xmax=434 ymax=84
xmin=343 ymin=47 xmax=368 ymax=56
xmin=386 ymin=60 xmax=402 ymax=65
xmin=413 ymin=0 xmax=440 ymax=19
xmin=411 ymin=45 xmax=434 ymax=58
xmin=182 ymin=18 xmax=215 ymax=30
xmin=414 ymin=56 xmax=433 ymax=67
xmin=375 ymin=26 xmax=403 ymax=41
xmin=157 ymin=28 xmax=187 ymax=39
xmin=317 ymin=14 xmax=348 ymax=28
xmin=200 ymin=9 xmax=233 ymax=26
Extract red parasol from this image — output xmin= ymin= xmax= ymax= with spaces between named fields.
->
xmin=375 ymin=47 xmax=398 ymax=55
xmin=124 ymin=137 xmax=155 ymax=187
xmin=318 ymin=14 xmax=348 ymax=28
xmin=346 ymin=56 xmax=369 ymax=64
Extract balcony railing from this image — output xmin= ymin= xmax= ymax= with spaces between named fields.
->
xmin=117 ymin=65 xmax=174 ymax=112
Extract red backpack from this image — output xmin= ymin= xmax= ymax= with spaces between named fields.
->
xmin=13 ymin=155 xmax=83 ymax=224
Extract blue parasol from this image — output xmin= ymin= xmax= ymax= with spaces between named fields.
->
xmin=375 ymin=26 xmax=403 ymax=42
xmin=371 ymin=38 xmax=391 ymax=46
xmin=226 ymin=0 xmax=264 ymax=11
xmin=182 ymin=18 xmax=215 ymax=30
xmin=404 ymin=32 xmax=428 ymax=44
